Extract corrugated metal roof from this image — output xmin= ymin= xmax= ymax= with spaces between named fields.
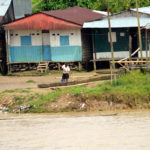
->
xmin=83 ymin=16 xmax=150 ymax=28
xmin=42 ymin=6 xmax=105 ymax=26
xmin=4 ymin=13 xmax=81 ymax=30
xmin=13 ymin=0 xmax=32 ymax=19
xmin=0 ymin=0 xmax=12 ymax=16
xmin=131 ymin=6 xmax=150 ymax=15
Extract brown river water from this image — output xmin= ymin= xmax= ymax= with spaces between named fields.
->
xmin=0 ymin=111 xmax=150 ymax=150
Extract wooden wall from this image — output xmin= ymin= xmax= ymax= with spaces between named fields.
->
xmin=81 ymin=29 xmax=93 ymax=62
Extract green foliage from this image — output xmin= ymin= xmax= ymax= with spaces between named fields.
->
xmin=32 ymin=0 xmax=150 ymax=13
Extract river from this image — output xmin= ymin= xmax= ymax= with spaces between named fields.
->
xmin=0 ymin=111 xmax=150 ymax=150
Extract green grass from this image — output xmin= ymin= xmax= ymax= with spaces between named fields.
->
xmin=26 ymin=80 xmax=36 ymax=83
xmin=27 ymin=70 xmax=150 ymax=108
xmin=2 ymin=89 xmax=31 ymax=93
xmin=3 ymin=70 xmax=150 ymax=113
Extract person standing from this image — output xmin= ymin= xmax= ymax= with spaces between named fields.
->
xmin=62 ymin=63 xmax=70 ymax=83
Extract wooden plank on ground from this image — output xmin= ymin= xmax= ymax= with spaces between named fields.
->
xmin=38 ymin=75 xmax=111 ymax=88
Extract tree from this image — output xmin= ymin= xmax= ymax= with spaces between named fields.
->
xmin=32 ymin=0 xmax=150 ymax=13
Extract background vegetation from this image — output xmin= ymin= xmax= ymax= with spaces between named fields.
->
xmin=32 ymin=0 xmax=150 ymax=13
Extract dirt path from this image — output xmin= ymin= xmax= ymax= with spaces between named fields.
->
xmin=0 ymin=71 xmax=99 ymax=91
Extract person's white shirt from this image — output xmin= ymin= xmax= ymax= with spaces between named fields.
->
xmin=62 ymin=64 xmax=70 ymax=74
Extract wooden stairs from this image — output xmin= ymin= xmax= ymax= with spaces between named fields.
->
xmin=37 ymin=62 xmax=49 ymax=73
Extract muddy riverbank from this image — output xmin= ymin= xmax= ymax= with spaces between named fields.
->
xmin=0 ymin=70 xmax=150 ymax=114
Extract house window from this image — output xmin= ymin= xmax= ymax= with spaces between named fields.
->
xmin=60 ymin=36 xmax=69 ymax=46
xmin=108 ymin=32 xmax=116 ymax=42
xmin=21 ymin=36 xmax=31 ymax=46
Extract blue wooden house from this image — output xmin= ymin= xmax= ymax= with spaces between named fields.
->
xmin=4 ymin=6 xmax=105 ymax=71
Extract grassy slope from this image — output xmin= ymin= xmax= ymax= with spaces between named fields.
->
xmin=0 ymin=70 xmax=150 ymax=113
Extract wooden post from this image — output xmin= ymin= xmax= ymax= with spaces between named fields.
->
xmin=78 ymin=62 xmax=82 ymax=71
xmin=107 ymin=0 xmax=114 ymax=62
xmin=136 ymin=0 xmax=143 ymax=60
xmin=110 ymin=62 xmax=113 ymax=84
xmin=145 ymin=29 xmax=148 ymax=60
xmin=129 ymin=35 xmax=132 ymax=60
xmin=6 ymin=30 xmax=11 ymax=73
xmin=93 ymin=61 xmax=96 ymax=70
xmin=107 ymin=0 xmax=115 ymax=84
xmin=92 ymin=30 xmax=97 ymax=70
xmin=145 ymin=29 xmax=149 ymax=81
xmin=58 ymin=63 xmax=61 ymax=71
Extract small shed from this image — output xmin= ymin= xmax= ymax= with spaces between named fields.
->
xmin=83 ymin=7 xmax=150 ymax=69
xmin=4 ymin=6 xmax=105 ymax=71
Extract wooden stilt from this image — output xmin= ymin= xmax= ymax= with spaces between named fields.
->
xmin=110 ymin=63 xmax=113 ymax=85
xmin=114 ymin=63 xmax=117 ymax=84
xmin=129 ymin=35 xmax=132 ymax=61
xmin=58 ymin=63 xmax=61 ymax=71
xmin=93 ymin=61 xmax=96 ymax=70
xmin=136 ymin=0 xmax=143 ymax=60
xmin=78 ymin=62 xmax=82 ymax=71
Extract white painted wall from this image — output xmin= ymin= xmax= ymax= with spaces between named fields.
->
xmin=95 ymin=51 xmax=129 ymax=59
xmin=139 ymin=51 xmax=150 ymax=58
xmin=10 ymin=29 xmax=81 ymax=47
xmin=10 ymin=30 xmax=42 ymax=46
xmin=95 ymin=51 xmax=150 ymax=59
xmin=50 ymin=29 xmax=82 ymax=47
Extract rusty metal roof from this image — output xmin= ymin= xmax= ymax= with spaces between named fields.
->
xmin=42 ymin=6 xmax=105 ymax=25
xmin=4 ymin=13 xmax=81 ymax=30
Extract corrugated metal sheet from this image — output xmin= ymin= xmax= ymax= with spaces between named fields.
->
xmin=83 ymin=16 xmax=150 ymax=28
xmin=0 ymin=0 xmax=11 ymax=16
xmin=13 ymin=0 xmax=32 ymax=19
xmin=42 ymin=6 xmax=105 ymax=26
xmin=132 ymin=6 xmax=150 ymax=15
xmin=4 ymin=13 xmax=81 ymax=30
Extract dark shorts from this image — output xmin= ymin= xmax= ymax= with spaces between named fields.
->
xmin=62 ymin=73 xmax=69 ymax=79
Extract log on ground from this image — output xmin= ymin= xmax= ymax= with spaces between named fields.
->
xmin=38 ymin=75 xmax=111 ymax=88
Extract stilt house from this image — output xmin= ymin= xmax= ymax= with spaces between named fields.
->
xmin=83 ymin=7 xmax=150 ymax=69
xmin=4 ymin=6 xmax=105 ymax=71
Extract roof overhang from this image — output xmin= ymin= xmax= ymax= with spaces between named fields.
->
xmin=83 ymin=16 xmax=150 ymax=28
xmin=4 ymin=13 xmax=81 ymax=30
xmin=131 ymin=6 xmax=150 ymax=15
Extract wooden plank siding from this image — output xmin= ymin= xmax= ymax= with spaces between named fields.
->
xmin=81 ymin=29 xmax=93 ymax=62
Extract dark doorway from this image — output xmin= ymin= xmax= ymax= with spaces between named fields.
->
xmin=130 ymin=28 xmax=138 ymax=58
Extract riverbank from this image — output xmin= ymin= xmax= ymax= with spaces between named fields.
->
xmin=0 ymin=70 xmax=150 ymax=113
